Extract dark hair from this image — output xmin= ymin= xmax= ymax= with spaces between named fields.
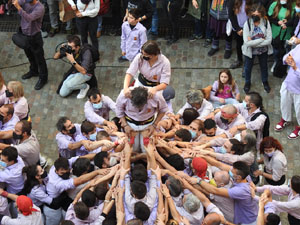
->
xmin=72 ymin=158 xmax=91 ymax=177
xmin=273 ymin=0 xmax=293 ymax=20
xmin=233 ymin=161 xmax=250 ymax=179
xmin=134 ymin=202 xmax=150 ymax=221
xmin=131 ymin=87 xmax=148 ymax=108
xmin=2 ymin=147 xmax=18 ymax=163
xmin=67 ymin=35 xmax=81 ymax=47
xmin=182 ymin=108 xmax=199 ymax=125
xmin=204 ymin=119 xmax=216 ymax=130
xmin=259 ymin=136 xmax=283 ymax=154
xmin=54 ymin=157 xmax=70 ymax=171
xmin=127 ymin=219 xmax=143 ymax=225
xmin=94 ymin=152 xmax=108 ymax=169
xmin=233 ymin=0 xmax=252 ymax=15
xmin=248 ymin=92 xmax=264 ymax=111
xmin=3 ymin=104 xmax=14 ymax=116
xmin=128 ymin=8 xmax=141 ymax=19
xmin=141 ymin=40 xmax=160 ymax=55
xmin=131 ymin=164 xmax=148 ymax=183
xmin=81 ymin=120 xmax=96 ymax=135
xmin=60 ymin=220 xmax=75 ymax=225
xmin=250 ymin=3 xmax=267 ymax=18
xmin=18 ymin=120 xmax=32 ymax=136
xmin=22 ymin=165 xmax=39 ymax=195
xmin=103 ymin=218 xmax=117 ymax=225
xmin=229 ymin=139 xmax=244 ymax=155
xmin=87 ymin=88 xmax=101 ymax=100
xmin=111 ymin=117 xmax=122 ymax=132
xmin=82 ymin=189 xmax=96 ymax=207
xmin=266 ymin=213 xmax=280 ymax=225
xmin=166 ymin=176 xmax=183 ymax=197
xmin=291 ymin=175 xmax=300 ymax=194
xmin=94 ymin=182 xmax=108 ymax=200
xmin=130 ymin=181 xmax=147 ymax=199
xmin=56 ymin=117 xmax=70 ymax=132
xmin=217 ymin=69 xmax=237 ymax=94
xmin=74 ymin=202 xmax=89 ymax=220
xmin=96 ymin=131 xmax=110 ymax=140
xmin=175 ymin=128 xmax=192 ymax=142
xmin=166 ymin=154 xmax=185 ymax=171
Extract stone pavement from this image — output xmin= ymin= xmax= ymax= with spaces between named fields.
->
xmin=0 ymin=32 xmax=299 ymax=224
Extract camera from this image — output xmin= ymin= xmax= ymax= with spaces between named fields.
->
xmin=60 ymin=45 xmax=74 ymax=57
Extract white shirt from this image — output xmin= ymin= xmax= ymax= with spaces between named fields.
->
xmin=2 ymin=205 xmax=43 ymax=225
xmin=177 ymin=99 xmax=214 ymax=121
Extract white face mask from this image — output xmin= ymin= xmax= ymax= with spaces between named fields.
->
xmin=109 ymin=156 xmax=118 ymax=167
xmin=234 ymin=133 xmax=242 ymax=141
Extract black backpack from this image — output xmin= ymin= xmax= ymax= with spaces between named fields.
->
xmin=81 ymin=43 xmax=100 ymax=63
xmin=250 ymin=111 xmax=270 ymax=138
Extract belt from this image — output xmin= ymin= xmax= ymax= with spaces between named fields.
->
xmin=125 ymin=115 xmax=155 ymax=125
xmin=138 ymin=73 xmax=159 ymax=87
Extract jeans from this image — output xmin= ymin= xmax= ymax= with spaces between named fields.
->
xmin=47 ymin=0 xmax=72 ymax=30
xmin=59 ymin=73 xmax=92 ymax=97
xmin=150 ymin=0 xmax=158 ymax=35
xmin=24 ymin=32 xmax=48 ymax=80
xmin=76 ymin=16 xmax=99 ymax=50
xmin=97 ymin=15 xmax=103 ymax=32
xmin=244 ymin=52 xmax=268 ymax=84
xmin=163 ymin=0 xmax=183 ymax=39
xmin=212 ymin=98 xmax=239 ymax=109
xmin=43 ymin=205 xmax=62 ymax=225
xmin=194 ymin=18 xmax=203 ymax=36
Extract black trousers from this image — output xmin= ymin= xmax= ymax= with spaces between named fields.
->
xmin=163 ymin=0 xmax=183 ymax=39
xmin=24 ymin=32 xmax=48 ymax=80
xmin=264 ymin=167 xmax=286 ymax=186
xmin=233 ymin=31 xmax=243 ymax=62
xmin=288 ymin=214 xmax=300 ymax=225
xmin=76 ymin=16 xmax=99 ymax=51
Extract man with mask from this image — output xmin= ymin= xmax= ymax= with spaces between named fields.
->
xmin=56 ymin=117 xmax=91 ymax=159
xmin=54 ymin=35 xmax=96 ymax=99
xmin=84 ymin=88 xmax=117 ymax=130
xmin=0 ymin=104 xmax=20 ymax=142
xmin=12 ymin=0 xmax=48 ymax=90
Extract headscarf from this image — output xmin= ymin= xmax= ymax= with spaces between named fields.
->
xmin=192 ymin=157 xmax=208 ymax=179
xmin=16 ymin=195 xmax=39 ymax=216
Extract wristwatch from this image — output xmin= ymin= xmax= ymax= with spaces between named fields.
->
xmin=72 ymin=61 xmax=77 ymax=66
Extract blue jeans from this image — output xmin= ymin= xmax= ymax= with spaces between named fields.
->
xmin=194 ymin=18 xmax=203 ymax=36
xmin=212 ymin=98 xmax=239 ymax=108
xmin=97 ymin=15 xmax=103 ymax=32
xmin=59 ymin=73 xmax=91 ymax=97
xmin=244 ymin=52 xmax=268 ymax=84
xmin=43 ymin=205 xmax=62 ymax=225
xmin=150 ymin=0 xmax=158 ymax=35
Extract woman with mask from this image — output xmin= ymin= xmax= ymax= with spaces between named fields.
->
xmin=0 ymin=81 xmax=29 ymax=120
xmin=123 ymin=40 xmax=171 ymax=98
xmin=254 ymin=136 xmax=287 ymax=185
xmin=268 ymin=0 xmax=296 ymax=72
xmin=242 ymin=4 xmax=273 ymax=94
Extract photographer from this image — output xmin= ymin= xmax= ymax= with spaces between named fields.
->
xmin=54 ymin=35 xmax=97 ymax=99
xmin=12 ymin=0 xmax=48 ymax=90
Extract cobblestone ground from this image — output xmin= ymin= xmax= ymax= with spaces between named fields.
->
xmin=0 ymin=32 xmax=299 ymax=224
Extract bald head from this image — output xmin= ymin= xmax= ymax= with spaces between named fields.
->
xmin=222 ymin=104 xmax=237 ymax=115
xmin=203 ymin=213 xmax=221 ymax=225
xmin=214 ymin=171 xmax=230 ymax=187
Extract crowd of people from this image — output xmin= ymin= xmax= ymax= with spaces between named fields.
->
xmin=0 ymin=0 xmax=300 ymax=224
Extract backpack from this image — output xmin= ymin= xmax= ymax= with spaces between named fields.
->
xmin=98 ymin=0 xmax=110 ymax=15
xmin=250 ymin=111 xmax=270 ymax=138
xmin=81 ymin=43 xmax=100 ymax=63
xmin=273 ymin=59 xmax=287 ymax=78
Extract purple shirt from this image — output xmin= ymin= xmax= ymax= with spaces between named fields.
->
xmin=126 ymin=53 xmax=171 ymax=85
xmin=282 ymin=44 xmax=300 ymax=94
xmin=0 ymin=156 xmax=25 ymax=194
xmin=18 ymin=0 xmax=44 ymax=36
xmin=116 ymin=89 xmax=169 ymax=121
xmin=215 ymin=111 xmax=245 ymax=132
xmin=228 ymin=182 xmax=258 ymax=224
xmin=237 ymin=0 xmax=248 ymax=28
xmin=66 ymin=203 xmax=102 ymax=225
xmin=84 ymin=95 xmax=117 ymax=125
xmin=28 ymin=183 xmax=53 ymax=207
xmin=0 ymin=115 xmax=20 ymax=132
xmin=121 ymin=21 xmax=147 ymax=61
xmin=56 ymin=123 xmax=81 ymax=159
xmin=0 ymin=95 xmax=28 ymax=120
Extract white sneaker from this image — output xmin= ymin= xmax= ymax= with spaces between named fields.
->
xmin=77 ymin=84 xmax=90 ymax=99
xmin=270 ymin=62 xmax=276 ymax=73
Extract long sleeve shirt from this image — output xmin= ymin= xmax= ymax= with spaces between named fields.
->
xmin=210 ymin=81 xmax=240 ymax=102
xmin=256 ymin=185 xmax=300 ymax=219
xmin=216 ymin=151 xmax=255 ymax=166
xmin=28 ymin=183 xmax=53 ymax=207
xmin=282 ymin=44 xmax=300 ymax=94
xmin=84 ymin=95 xmax=117 ymax=125
xmin=68 ymin=0 xmax=100 ymax=17
xmin=18 ymin=0 xmax=44 ymax=36
xmin=0 ymin=115 xmax=20 ymax=132
xmin=0 ymin=95 xmax=28 ymax=120
xmin=214 ymin=111 xmax=245 ymax=132
xmin=121 ymin=22 xmax=147 ymax=61
xmin=177 ymin=99 xmax=214 ymax=121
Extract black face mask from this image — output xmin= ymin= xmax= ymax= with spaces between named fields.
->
xmin=13 ymin=132 xmax=23 ymax=140
xmin=143 ymin=56 xmax=150 ymax=61
xmin=5 ymin=90 xmax=13 ymax=98
xmin=252 ymin=15 xmax=260 ymax=23
xmin=206 ymin=134 xmax=215 ymax=137
xmin=220 ymin=117 xmax=229 ymax=124
xmin=0 ymin=115 xmax=3 ymax=122
xmin=59 ymin=171 xmax=70 ymax=180
xmin=69 ymin=126 xmax=76 ymax=135
xmin=41 ymin=170 xmax=48 ymax=179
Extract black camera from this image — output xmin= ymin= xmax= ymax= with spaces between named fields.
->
xmin=60 ymin=45 xmax=74 ymax=57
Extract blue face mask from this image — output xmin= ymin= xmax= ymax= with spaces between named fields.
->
xmin=295 ymin=7 xmax=300 ymax=13
xmin=92 ymin=101 xmax=103 ymax=109
xmin=242 ymin=101 xmax=247 ymax=109
xmin=0 ymin=161 xmax=7 ymax=168
xmin=89 ymin=132 xmax=97 ymax=141
xmin=228 ymin=170 xmax=234 ymax=180
xmin=189 ymin=130 xmax=197 ymax=139
xmin=265 ymin=152 xmax=274 ymax=157
xmin=220 ymin=146 xmax=227 ymax=154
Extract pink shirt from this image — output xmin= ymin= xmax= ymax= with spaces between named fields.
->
xmin=126 ymin=53 xmax=171 ymax=85
xmin=0 ymin=95 xmax=28 ymax=120
xmin=210 ymin=81 xmax=240 ymax=102
xmin=116 ymin=90 xmax=169 ymax=121
xmin=0 ymin=85 xmax=6 ymax=96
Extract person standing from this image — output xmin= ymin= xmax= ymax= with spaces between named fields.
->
xmin=13 ymin=0 xmax=48 ymax=90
